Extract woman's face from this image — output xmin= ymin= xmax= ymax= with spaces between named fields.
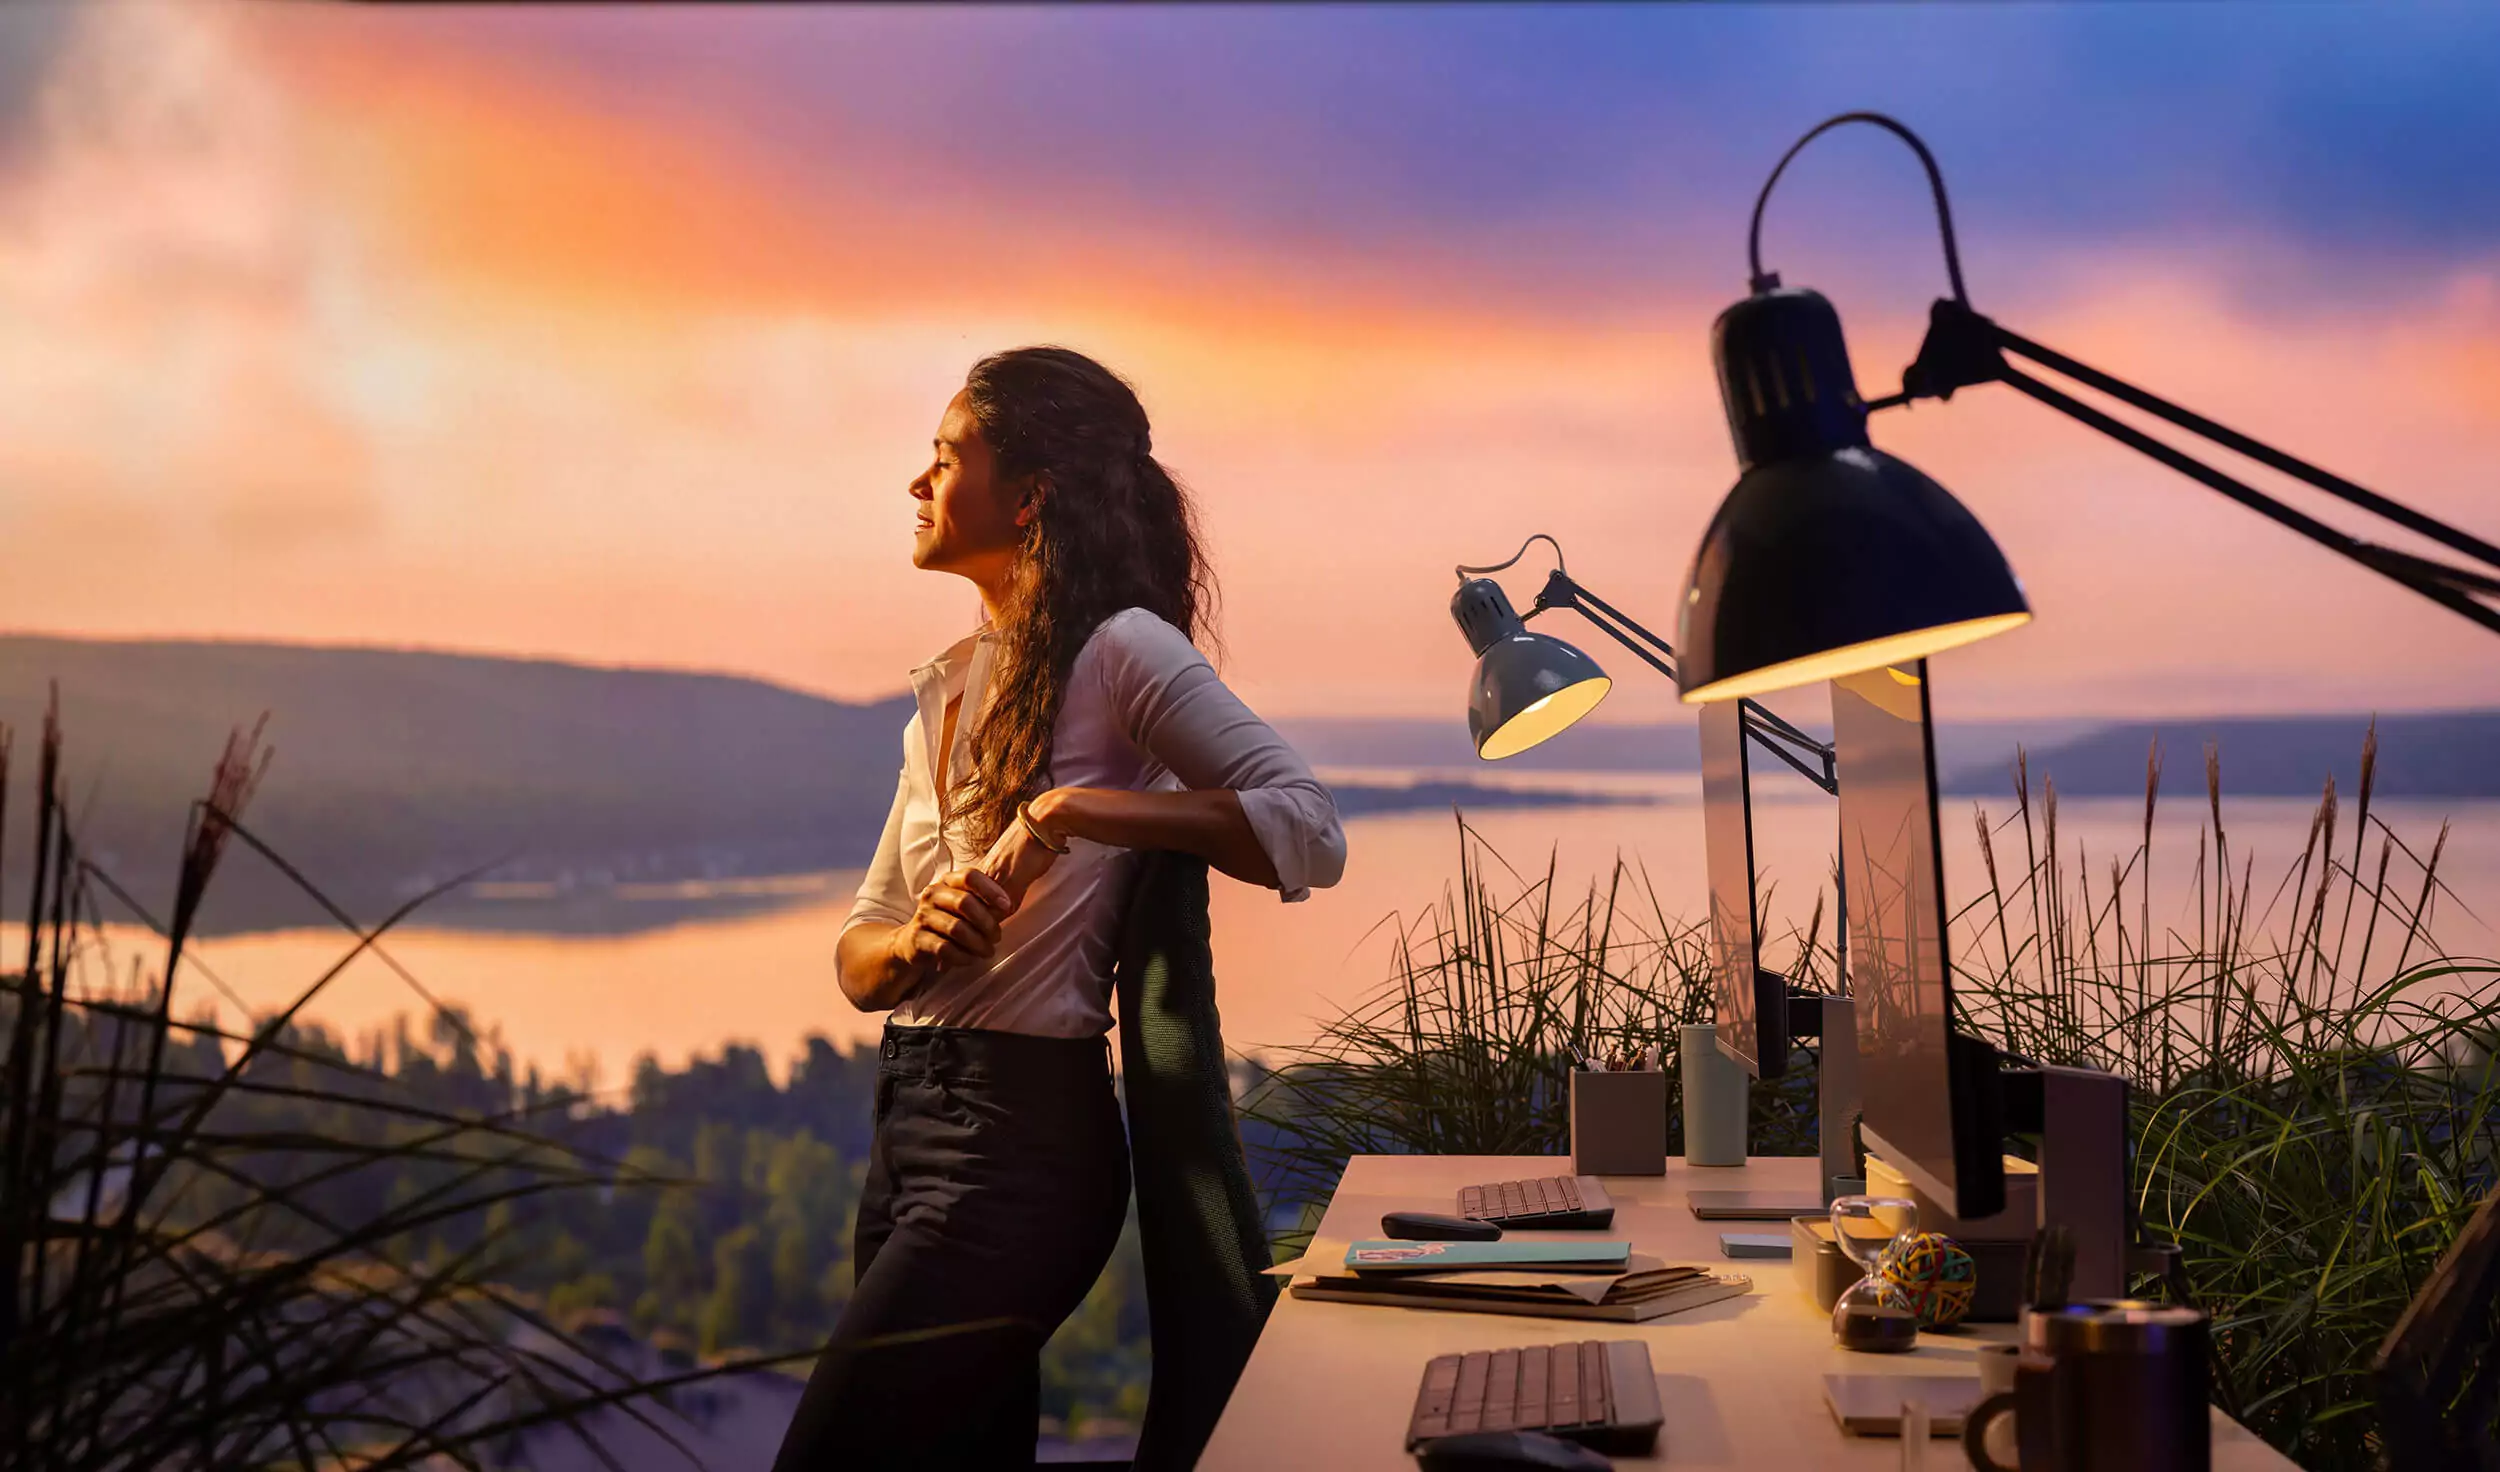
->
xmin=910 ymin=388 xmax=1033 ymax=581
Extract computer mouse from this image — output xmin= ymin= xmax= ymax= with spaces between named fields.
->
xmin=1413 ymin=1428 xmax=1613 ymax=1471
xmin=1383 ymin=1210 xmax=1504 ymax=1241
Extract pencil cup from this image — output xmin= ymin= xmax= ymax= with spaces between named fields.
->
xmin=1569 ymin=1067 xmax=1668 ymax=1176
xmin=1681 ymin=1024 xmax=1747 ymax=1167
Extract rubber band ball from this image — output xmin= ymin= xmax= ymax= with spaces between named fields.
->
xmin=1873 ymin=1231 xmax=1977 ymax=1328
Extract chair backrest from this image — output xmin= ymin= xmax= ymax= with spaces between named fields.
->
xmin=1111 ymin=851 xmax=1279 ymax=1471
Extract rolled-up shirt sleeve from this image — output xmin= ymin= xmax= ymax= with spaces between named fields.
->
xmin=1094 ymin=608 xmax=1347 ymax=902
xmin=836 ymin=763 xmax=916 ymax=992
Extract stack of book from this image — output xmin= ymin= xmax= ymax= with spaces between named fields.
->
xmin=1274 ymin=1238 xmax=1751 ymax=1323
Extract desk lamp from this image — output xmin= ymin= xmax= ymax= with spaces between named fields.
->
xmin=1452 ymin=534 xmax=1834 ymax=784
xmin=1674 ymin=110 xmax=2500 ymax=706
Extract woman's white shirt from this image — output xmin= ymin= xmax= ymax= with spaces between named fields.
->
xmin=838 ymin=607 xmax=1348 ymax=1038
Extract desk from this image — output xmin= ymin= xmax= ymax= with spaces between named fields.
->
xmin=1202 ymin=1155 xmax=2296 ymax=1469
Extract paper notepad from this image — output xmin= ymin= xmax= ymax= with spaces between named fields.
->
xmin=1343 ymin=1239 xmax=1632 ymax=1275
xmin=1289 ymin=1249 xmax=1751 ymax=1323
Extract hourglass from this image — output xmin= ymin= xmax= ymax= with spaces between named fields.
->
xmin=1828 ymin=1194 xmax=1921 ymax=1352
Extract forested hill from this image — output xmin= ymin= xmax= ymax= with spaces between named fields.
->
xmin=0 ymin=636 xmax=916 ymax=933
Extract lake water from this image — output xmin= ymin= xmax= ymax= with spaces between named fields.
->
xmin=19 ymin=771 xmax=2497 ymax=1091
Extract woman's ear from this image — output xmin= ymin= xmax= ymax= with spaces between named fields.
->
xmin=1014 ymin=473 xmax=1050 ymax=529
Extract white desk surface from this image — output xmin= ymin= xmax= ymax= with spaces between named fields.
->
xmin=1201 ymin=1154 xmax=2296 ymax=1470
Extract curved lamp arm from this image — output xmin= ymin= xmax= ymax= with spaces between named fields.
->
xmin=1748 ymin=110 xmax=1970 ymax=304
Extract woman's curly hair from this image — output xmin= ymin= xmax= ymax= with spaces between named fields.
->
xmin=948 ymin=346 xmax=1219 ymax=852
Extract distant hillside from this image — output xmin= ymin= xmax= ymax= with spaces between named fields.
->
xmin=1277 ymin=715 xmax=1703 ymax=772
xmin=0 ymin=637 xmax=919 ymax=934
xmin=1278 ymin=713 xmax=2107 ymax=786
xmin=1287 ymin=709 xmax=2500 ymax=801
xmin=0 ymin=637 xmax=1638 ymax=936
xmin=1940 ymin=710 xmax=2500 ymax=800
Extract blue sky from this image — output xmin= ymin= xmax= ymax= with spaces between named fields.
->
xmin=454 ymin=3 xmax=2500 ymax=310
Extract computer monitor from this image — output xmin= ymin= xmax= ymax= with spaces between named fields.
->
xmin=1700 ymin=698 xmax=1793 ymax=1080
xmin=1830 ymin=659 xmax=2006 ymax=1222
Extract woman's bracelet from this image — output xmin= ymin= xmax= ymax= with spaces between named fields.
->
xmin=1017 ymin=797 xmax=1072 ymax=854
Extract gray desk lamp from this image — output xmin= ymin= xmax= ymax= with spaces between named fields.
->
xmin=1451 ymin=533 xmax=1833 ymax=785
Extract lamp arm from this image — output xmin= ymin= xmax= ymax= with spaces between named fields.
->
xmin=1882 ymin=298 xmax=2500 ymax=638
xmin=1993 ymin=320 xmax=2500 ymax=575
xmin=1531 ymin=571 xmax=1680 ymax=682
xmin=1532 ymin=570 xmax=1839 ymax=794
xmin=1739 ymin=705 xmax=1840 ymax=795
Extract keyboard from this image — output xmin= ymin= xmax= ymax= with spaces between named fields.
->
xmin=1405 ymin=1339 xmax=1664 ymax=1455
xmin=1457 ymin=1174 xmax=1615 ymax=1230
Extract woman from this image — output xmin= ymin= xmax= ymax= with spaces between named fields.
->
xmin=771 ymin=346 xmax=1346 ymax=1470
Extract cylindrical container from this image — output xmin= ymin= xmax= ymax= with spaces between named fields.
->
xmin=2023 ymin=1300 xmax=2210 ymax=1472
xmin=1680 ymin=1023 xmax=1747 ymax=1166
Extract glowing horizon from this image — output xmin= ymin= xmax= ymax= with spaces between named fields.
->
xmin=2 ymin=1 xmax=2495 ymax=726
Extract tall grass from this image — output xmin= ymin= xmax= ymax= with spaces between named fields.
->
xmin=1242 ymin=729 xmax=2500 ymax=1472
xmin=1241 ymin=820 xmax=1822 ymax=1239
xmin=1953 ymin=736 xmax=2500 ymax=1468
xmin=0 ymin=696 xmax=798 ymax=1471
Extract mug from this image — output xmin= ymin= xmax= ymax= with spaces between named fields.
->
xmin=1962 ymin=1300 xmax=2209 ymax=1472
xmin=1975 ymin=1343 xmax=2021 ymax=1396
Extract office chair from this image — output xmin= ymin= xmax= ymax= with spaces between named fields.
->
xmin=1110 ymin=851 xmax=1279 ymax=1471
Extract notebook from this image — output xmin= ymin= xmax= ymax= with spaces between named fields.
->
xmin=1286 ymin=1249 xmax=1752 ymax=1323
xmin=1344 ymin=1239 xmax=1632 ymax=1275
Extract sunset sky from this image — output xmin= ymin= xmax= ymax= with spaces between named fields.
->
xmin=5 ymin=0 xmax=2498 ymax=725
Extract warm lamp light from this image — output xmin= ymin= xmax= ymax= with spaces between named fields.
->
xmin=1679 ymin=613 xmax=2030 ymax=705
xmin=1450 ymin=571 xmax=1612 ymax=759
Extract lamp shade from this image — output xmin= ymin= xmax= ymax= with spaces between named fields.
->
xmin=1451 ymin=577 xmax=1613 ymax=759
xmin=1675 ymin=285 xmax=2029 ymax=703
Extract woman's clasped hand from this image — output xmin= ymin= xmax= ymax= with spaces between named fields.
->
xmin=888 ymin=865 xmax=1016 ymax=977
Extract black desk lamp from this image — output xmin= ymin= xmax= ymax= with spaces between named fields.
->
xmin=1673 ymin=110 xmax=2500 ymax=706
xmin=1450 ymin=533 xmax=1833 ymax=788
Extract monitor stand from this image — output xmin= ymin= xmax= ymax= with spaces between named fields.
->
xmin=1856 ymin=1057 xmax=2131 ymax=1299
xmin=2004 ymin=1061 xmax=2129 ymax=1301
xmin=1687 ymin=996 xmax=1859 ymax=1221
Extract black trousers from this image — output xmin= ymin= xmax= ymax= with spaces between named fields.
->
xmin=771 ymin=1023 xmax=1131 ymax=1471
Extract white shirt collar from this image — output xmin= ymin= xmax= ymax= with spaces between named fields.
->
xmin=910 ymin=619 xmax=1002 ymax=683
